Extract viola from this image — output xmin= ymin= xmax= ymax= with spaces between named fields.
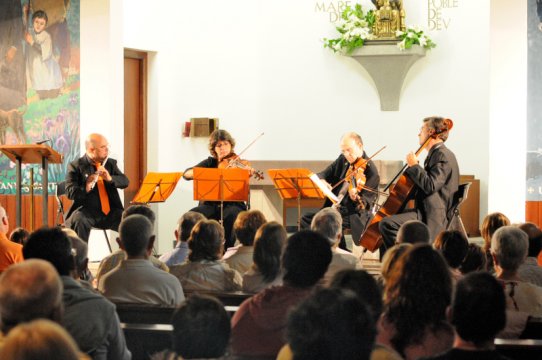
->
xmin=218 ymin=153 xmax=265 ymax=180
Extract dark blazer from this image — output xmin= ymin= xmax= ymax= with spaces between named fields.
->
xmin=65 ymin=155 xmax=129 ymax=219
xmin=404 ymin=143 xmax=459 ymax=240
xmin=317 ymin=152 xmax=380 ymax=211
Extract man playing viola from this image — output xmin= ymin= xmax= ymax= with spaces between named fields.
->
xmin=301 ymin=132 xmax=380 ymax=250
xmin=183 ymin=129 xmax=250 ymax=249
xmin=378 ymin=116 xmax=460 ymax=255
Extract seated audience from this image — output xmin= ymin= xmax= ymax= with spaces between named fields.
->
xmin=491 ymin=226 xmax=542 ymax=317
xmin=459 ymin=243 xmax=487 ymax=275
xmin=224 ymin=210 xmax=267 ymax=274
xmin=243 ymin=221 xmax=287 ymax=293
xmin=95 ymin=205 xmax=168 ymax=285
xmin=0 ymin=259 xmax=62 ymax=335
xmin=23 ymin=227 xmax=131 ymax=359
xmin=481 ymin=212 xmax=510 ymax=272
xmin=0 ymin=319 xmax=84 ymax=360
xmin=170 ymin=219 xmax=242 ymax=292
xmin=396 ymin=220 xmax=430 ymax=244
xmin=285 ymin=288 xmax=376 ymax=360
xmin=66 ymin=232 xmax=94 ymax=287
xmin=379 ymin=243 xmax=411 ymax=287
xmin=421 ymin=272 xmax=511 ymax=360
xmin=379 ymin=244 xmax=454 ymax=360
xmin=329 ymin=269 xmax=400 ymax=360
xmin=99 ymin=215 xmax=184 ymax=306
xmin=230 ymin=230 xmax=332 ymax=359
xmin=159 ymin=211 xmax=205 ymax=266
xmin=311 ymin=208 xmax=361 ymax=285
xmin=433 ymin=230 xmax=469 ymax=283
xmin=0 ymin=205 xmax=23 ymax=272
xmin=517 ymin=223 xmax=542 ymax=287
xmin=156 ymin=295 xmax=230 ymax=360
xmin=8 ymin=227 xmax=29 ymax=245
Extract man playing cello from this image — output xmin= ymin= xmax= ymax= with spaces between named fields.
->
xmin=378 ymin=116 xmax=459 ymax=254
xmin=301 ymin=132 xmax=380 ymax=250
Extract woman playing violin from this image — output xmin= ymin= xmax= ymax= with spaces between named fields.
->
xmin=300 ymin=132 xmax=380 ymax=250
xmin=183 ymin=129 xmax=249 ymax=249
xmin=378 ymin=116 xmax=460 ymax=255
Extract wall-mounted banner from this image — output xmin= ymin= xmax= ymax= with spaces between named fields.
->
xmin=0 ymin=0 xmax=80 ymax=194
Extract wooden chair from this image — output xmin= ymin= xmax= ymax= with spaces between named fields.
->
xmin=121 ymin=323 xmax=172 ymax=360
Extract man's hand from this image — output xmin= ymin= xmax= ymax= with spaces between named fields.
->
xmin=348 ymin=187 xmax=360 ymax=202
xmin=85 ymin=174 xmax=99 ymax=193
xmin=96 ymin=165 xmax=112 ymax=182
xmin=406 ymin=152 xmax=419 ymax=167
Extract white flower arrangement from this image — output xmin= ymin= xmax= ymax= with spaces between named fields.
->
xmin=323 ymin=4 xmax=436 ymax=54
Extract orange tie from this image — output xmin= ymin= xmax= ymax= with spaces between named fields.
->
xmin=95 ymin=162 xmax=110 ymax=215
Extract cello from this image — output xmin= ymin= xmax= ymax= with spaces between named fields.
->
xmin=358 ymin=119 xmax=454 ymax=252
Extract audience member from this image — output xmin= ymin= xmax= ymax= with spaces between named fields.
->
xmin=433 ymin=230 xmax=469 ymax=283
xmin=8 ymin=227 xmax=29 ymax=245
xmin=170 ymin=219 xmax=242 ymax=291
xmin=491 ymin=226 xmax=542 ymax=317
xmin=159 ymin=211 xmax=205 ymax=267
xmin=0 ymin=205 xmax=23 ymax=272
xmin=0 ymin=319 xmax=84 ymax=360
xmin=379 ymin=244 xmax=454 ymax=360
xmin=481 ymin=212 xmax=510 ymax=272
xmin=459 ymin=243 xmax=487 ymax=275
xmin=379 ymin=243 xmax=411 ymax=286
xmin=517 ymin=223 xmax=542 ymax=287
xmin=285 ymin=288 xmax=376 ymax=360
xmin=311 ymin=207 xmax=361 ymax=285
xmin=396 ymin=220 xmax=430 ymax=244
xmin=163 ymin=295 xmax=230 ymax=360
xmin=224 ymin=210 xmax=267 ymax=274
xmin=230 ymin=230 xmax=332 ymax=358
xmin=421 ymin=272 xmax=511 ymax=360
xmin=95 ymin=205 xmax=168 ymax=285
xmin=243 ymin=221 xmax=287 ymax=293
xmin=99 ymin=215 xmax=184 ymax=306
xmin=0 ymin=259 xmax=62 ymax=334
xmin=23 ymin=227 xmax=131 ymax=359
xmin=63 ymin=229 xmax=94 ymax=285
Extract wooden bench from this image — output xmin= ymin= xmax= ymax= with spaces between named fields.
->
xmin=121 ymin=323 xmax=172 ymax=360
xmin=184 ymin=290 xmax=253 ymax=307
xmin=495 ymin=338 xmax=542 ymax=360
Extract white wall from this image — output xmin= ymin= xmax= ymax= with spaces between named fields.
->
xmin=80 ymin=0 xmax=526 ymax=252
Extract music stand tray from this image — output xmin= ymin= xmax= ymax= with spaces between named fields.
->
xmin=267 ymin=168 xmax=326 ymax=230
xmin=131 ymin=172 xmax=183 ymax=205
xmin=193 ymin=167 xmax=250 ymax=224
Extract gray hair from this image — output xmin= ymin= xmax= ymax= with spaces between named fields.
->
xmin=490 ymin=226 xmax=528 ymax=272
xmin=311 ymin=208 xmax=342 ymax=246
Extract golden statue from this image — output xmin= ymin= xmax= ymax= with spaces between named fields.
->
xmin=371 ymin=0 xmax=406 ymax=40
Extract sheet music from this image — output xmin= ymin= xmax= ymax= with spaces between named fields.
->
xmin=309 ymin=173 xmax=339 ymax=204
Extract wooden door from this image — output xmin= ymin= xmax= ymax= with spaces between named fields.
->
xmin=124 ymin=52 xmax=147 ymax=205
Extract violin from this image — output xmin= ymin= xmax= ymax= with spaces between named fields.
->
xmin=218 ymin=153 xmax=265 ymax=180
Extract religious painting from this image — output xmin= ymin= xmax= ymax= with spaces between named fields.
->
xmin=0 ymin=0 xmax=80 ymax=194
xmin=527 ymin=0 xmax=542 ymax=200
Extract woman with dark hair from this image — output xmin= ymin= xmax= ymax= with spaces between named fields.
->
xmin=169 ymin=219 xmax=242 ymax=291
xmin=243 ymin=222 xmax=287 ymax=293
xmin=378 ymin=244 xmax=454 ymax=360
xmin=433 ymin=230 xmax=469 ymax=283
xmin=183 ymin=129 xmax=252 ymax=248
xmin=481 ymin=212 xmax=510 ymax=272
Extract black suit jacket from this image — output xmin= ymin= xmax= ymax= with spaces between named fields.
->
xmin=65 ymin=155 xmax=129 ymax=219
xmin=405 ymin=143 xmax=460 ymax=240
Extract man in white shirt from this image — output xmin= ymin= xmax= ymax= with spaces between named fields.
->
xmin=311 ymin=208 xmax=362 ymax=285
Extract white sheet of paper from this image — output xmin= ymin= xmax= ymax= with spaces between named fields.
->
xmin=309 ymin=173 xmax=339 ymax=203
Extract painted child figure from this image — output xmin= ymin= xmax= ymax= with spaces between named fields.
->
xmin=25 ymin=10 xmax=63 ymax=99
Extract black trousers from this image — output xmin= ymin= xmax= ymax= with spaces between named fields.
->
xmin=65 ymin=207 xmax=123 ymax=242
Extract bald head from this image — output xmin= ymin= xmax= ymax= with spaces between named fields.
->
xmin=0 ymin=259 xmax=63 ymax=333
xmin=0 ymin=205 xmax=8 ymax=234
xmin=85 ymin=133 xmax=109 ymax=162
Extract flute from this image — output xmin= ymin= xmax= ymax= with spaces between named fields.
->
xmin=90 ymin=157 xmax=108 ymax=190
